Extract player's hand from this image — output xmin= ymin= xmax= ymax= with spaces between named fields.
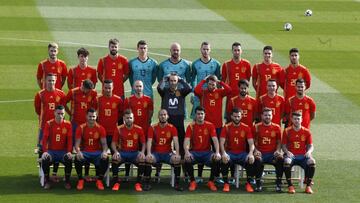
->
xmin=247 ymin=153 xmax=255 ymax=164
xmin=221 ymin=153 xmax=230 ymax=163
xmin=254 ymin=149 xmax=262 ymax=158
xmin=112 ymin=152 xmax=120 ymax=161
xmin=286 ymin=151 xmax=294 ymax=158
xmin=184 ymin=152 xmax=193 ymax=162
xmin=304 ymin=151 xmax=312 ymax=158
xmin=138 ymin=152 xmax=146 ymax=161
xmin=213 ymin=152 xmax=221 ymax=161
xmin=41 ymin=152 xmax=50 ymax=160
xmin=145 ymin=154 xmax=154 ymax=163
xmin=76 ymin=151 xmax=84 ymax=160
xmin=274 ymin=150 xmax=282 ymax=158
xmin=66 ymin=152 xmax=72 ymax=160
xmin=173 ymin=154 xmax=181 ymax=163
xmin=101 ymin=151 xmax=108 ymax=159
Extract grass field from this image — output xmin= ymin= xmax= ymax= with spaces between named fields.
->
xmin=0 ymin=0 xmax=360 ymax=202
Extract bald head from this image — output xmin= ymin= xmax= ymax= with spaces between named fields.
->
xmin=133 ymin=80 xmax=144 ymax=96
xmin=170 ymin=42 xmax=181 ymax=61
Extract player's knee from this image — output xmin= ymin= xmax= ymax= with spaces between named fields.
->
xmin=307 ymin=158 xmax=316 ymax=166
xmin=284 ymin=157 xmax=292 ymax=167
xmin=63 ymin=155 xmax=72 ymax=163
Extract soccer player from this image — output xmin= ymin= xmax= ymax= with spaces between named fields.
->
xmin=124 ymin=80 xmax=153 ymax=138
xmin=190 ymin=41 xmax=221 ymax=118
xmin=253 ymin=108 xmax=283 ymax=192
xmin=257 ymin=79 xmax=285 ymax=126
xmin=194 ymin=75 xmax=231 ymax=135
xmin=41 ymin=105 xmax=72 ymax=189
xmin=129 ymin=40 xmax=158 ymax=99
xmin=97 ymin=79 xmax=123 ymax=149
xmin=282 ymin=112 xmax=316 ymax=194
xmin=97 ymin=38 xmax=129 ymax=98
xmin=157 ymin=42 xmax=191 ymax=83
xmin=74 ymin=108 xmax=109 ymax=191
xmin=111 ymin=109 xmax=146 ymax=192
xmin=252 ymin=45 xmax=283 ymax=99
xmin=219 ymin=108 xmax=256 ymax=193
xmin=34 ymin=74 xmax=66 ymax=150
xmin=67 ymin=47 xmax=97 ymax=90
xmin=280 ymin=48 xmax=311 ymax=101
xmin=157 ymin=73 xmax=192 ymax=158
xmin=226 ymin=79 xmax=257 ymax=127
xmin=144 ymin=109 xmax=183 ymax=191
xmin=221 ymin=42 xmax=252 ymax=99
xmin=285 ymin=79 xmax=316 ymax=129
xmin=183 ymin=107 xmax=221 ymax=192
xmin=36 ymin=43 xmax=67 ymax=89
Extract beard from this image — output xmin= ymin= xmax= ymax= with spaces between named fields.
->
xmin=110 ymin=50 xmax=117 ymax=56
xmin=233 ymin=120 xmax=240 ymax=125
xmin=240 ymin=91 xmax=247 ymax=97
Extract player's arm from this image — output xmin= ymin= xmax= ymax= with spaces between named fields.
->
xmin=247 ymin=138 xmax=255 ymax=164
xmin=194 ymin=79 xmax=205 ymax=97
xmin=219 ymin=137 xmax=226 ymax=155
xmin=219 ymin=80 xmax=232 ymax=96
xmin=156 ymin=64 xmax=164 ymax=82
xmin=34 ymin=93 xmax=41 ymax=116
xmin=100 ymin=136 xmax=108 ymax=159
xmin=310 ymin=112 xmax=316 ymax=121
xmin=211 ymin=136 xmax=220 ymax=155
xmin=61 ymin=64 xmax=67 ymax=88
xmin=41 ymin=122 xmax=50 ymax=152
xmin=221 ymin=63 xmax=227 ymax=83
xmin=74 ymin=127 xmax=84 ymax=159
xmin=67 ymin=68 xmax=73 ymax=90
xmin=146 ymin=137 xmax=153 ymax=155
xmin=215 ymin=61 xmax=221 ymax=81
xmin=63 ymin=90 xmax=72 ymax=115
xmin=183 ymin=137 xmax=191 ymax=160
xmin=252 ymin=65 xmax=258 ymax=90
xmin=36 ymin=63 xmax=43 ymax=89
xmin=123 ymin=60 xmax=130 ymax=82
xmin=185 ymin=62 xmax=192 ymax=83
xmin=305 ymin=144 xmax=314 ymax=158
xmin=179 ymin=78 xmax=192 ymax=96
xmin=97 ymin=59 xmax=104 ymax=82
xmin=66 ymin=125 xmax=73 ymax=153
xmin=281 ymin=130 xmax=293 ymax=158
xmin=305 ymin=69 xmax=311 ymax=90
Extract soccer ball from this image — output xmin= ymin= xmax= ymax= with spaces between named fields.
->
xmin=284 ymin=23 xmax=292 ymax=31
xmin=305 ymin=9 xmax=312 ymax=16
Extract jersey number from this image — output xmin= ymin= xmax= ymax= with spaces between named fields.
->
xmin=159 ymin=138 xmax=166 ymax=145
xmin=55 ymin=134 xmax=61 ymax=142
xmin=88 ymin=138 xmax=93 ymax=146
xmin=111 ymin=69 xmax=116 ymax=77
xmin=81 ymin=102 xmax=88 ymax=109
xmin=48 ymin=103 xmax=55 ymax=110
xmin=127 ymin=140 xmax=133 ymax=147
xmin=262 ymin=137 xmax=271 ymax=145
xmin=293 ymin=141 xmax=300 ymax=149
xmin=105 ymin=109 xmax=112 ymax=116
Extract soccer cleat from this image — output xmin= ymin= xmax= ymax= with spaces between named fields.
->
xmin=135 ymin=183 xmax=143 ymax=192
xmin=44 ymin=182 xmax=51 ymax=190
xmin=50 ymin=175 xmax=60 ymax=183
xmin=64 ymin=182 xmax=71 ymax=190
xmin=76 ymin=179 xmax=84 ymax=190
xmin=228 ymin=178 xmax=236 ymax=186
xmin=215 ymin=177 xmax=224 ymax=185
xmin=188 ymin=180 xmax=197 ymax=191
xmin=96 ymin=180 xmax=104 ymax=190
xmin=305 ymin=186 xmax=313 ymax=194
xmin=288 ymin=185 xmax=296 ymax=194
xmin=255 ymin=186 xmax=263 ymax=192
xmin=275 ymin=185 xmax=282 ymax=193
xmin=154 ymin=175 xmax=161 ymax=183
xmin=174 ymin=184 xmax=184 ymax=191
xmin=245 ymin=182 xmax=254 ymax=193
xmin=143 ymin=183 xmax=152 ymax=191
xmin=123 ymin=176 xmax=130 ymax=183
xmin=112 ymin=182 xmax=120 ymax=191
xmin=207 ymin=181 xmax=217 ymax=191
xmin=223 ymin=183 xmax=230 ymax=192
xmin=195 ymin=176 xmax=203 ymax=184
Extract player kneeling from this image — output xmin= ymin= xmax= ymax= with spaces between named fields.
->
xmin=74 ymin=108 xmax=109 ymax=191
xmin=184 ymin=107 xmax=221 ymax=192
xmin=282 ymin=112 xmax=316 ymax=194
xmin=41 ymin=105 xmax=73 ymax=189
xmin=253 ymin=108 xmax=284 ymax=192
xmin=220 ymin=108 xmax=256 ymax=192
xmin=111 ymin=109 xmax=146 ymax=192
xmin=144 ymin=109 xmax=183 ymax=191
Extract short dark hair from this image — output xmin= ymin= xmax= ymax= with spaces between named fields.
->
xmin=55 ymin=105 xmax=65 ymax=110
xmin=109 ymin=38 xmax=119 ymax=46
xmin=123 ymin=109 xmax=133 ymax=115
xmin=289 ymin=48 xmax=299 ymax=55
xmin=262 ymin=107 xmax=273 ymax=114
xmin=137 ymin=40 xmax=147 ymax=48
xmin=263 ymin=45 xmax=273 ymax=52
xmin=232 ymin=108 xmax=241 ymax=114
xmin=296 ymin=78 xmax=305 ymax=85
xmin=201 ymin=41 xmax=209 ymax=47
xmin=238 ymin=79 xmax=249 ymax=87
xmin=46 ymin=73 xmax=57 ymax=77
xmin=104 ymin=79 xmax=113 ymax=84
xmin=77 ymin=47 xmax=89 ymax=57
xmin=82 ymin=79 xmax=94 ymax=89
xmin=87 ymin=108 xmax=96 ymax=114
xmin=195 ymin=106 xmax=205 ymax=113
xmin=292 ymin=111 xmax=302 ymax=117
xmin=232 ymin=42 xmax=241 ymax=49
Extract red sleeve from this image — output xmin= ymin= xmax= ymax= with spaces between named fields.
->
xmin=147 ymin=126 xmax=154 ymax=139
xmin=221 ymin=63 xmax=227 ymax=82
xmin=304 ymin=69 xmax=311 ymax=90
xmin=252 ymin=65 xmax=258 ymax=83
xmin=257 ymin=97 xmax=263 ymax=114
xmin=91 ymin=91 xmax=98 ymax=109
xmin=194 ymin=80 xmax=206 ymax=97
xmin=61 ymin=62 xmax=68 ymax=77
xmin=281 ymin=129 xmax=288 ymax=145
xmin=34 ymin=92 xmax=41 ymax=116
xmin=185 ymin=125 xmax=192 ymax=138
xmin=219 ymin=81 xmax=231 ymax=96
xmin=172 ymin=125 xmax=178 ymax=137
xmin=66 ymin=123 xmax=73 ymax=153
xmin=310 ymin=98 xmax=316 ymax=113
xmin=75 ymin=126 xmax=82 ymax=140
xmin=67 ymin=68 xmax=74 ymax=89
xmin=246 ymin=126 xmax=253 ymax=139
xmin=124 ymin=98 xmax=130 ymax=110
xmin=139 ymin=128 xmax=145 ymax=144
xmin=252 ymin=98 xmax=258 ymax=118
xmin=148 ymin=97 xmax=154 ymax=111
xmin=278 ymin=69 xmax=285 ymax=89
xmin=280 ymin=96 xmax=285 ymax=116
xmin=276 ymin=126 xmax=282 ymax=141
xmin=210 ymin=124 xmax=216 ymax=138
xmin=112 ymin=127 xmax=119 ymax=144
xmin=226 ymin=97 xmax=233 ymax=114
xmin=64 ymin=90 xmax=73 ymax=105
xmin=220 ymin=126 xmax=227 ymax=138
xmin=97 ymin=58 xmax=104 ymax=79
xmin=42 ymin=122 xmax=50 ymax=152
xmin=100 ymin=126 xmax=106 ymax=138
xmin=285 ymin=99 xmax=291 ymax=115
xmin=123 ymin=58 xmax=129 ymax=76
xmin=91 ymin=68 xmax=98 ymax=86
xmin=246 ymin=62 xmax=251 ymax=81
xmin=307 ymin=130 xmax=313 ymax=145
xmin=37 ymin=63 xmax=43 ymax=80
xmin=118 ymin=97 xmax=124 ymax=116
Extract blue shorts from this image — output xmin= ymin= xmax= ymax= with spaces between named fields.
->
xmin=228 ymin=152 xmax=248 ymax=166
xmin=82 ymin=151 xmax=102 ymax=166
xmin=262 ymin=153 xmax=276 ymax=165
xmin=48 ymin=150 xmax=67 ymax=164
xmin=190 ymin=151 xmax=213 ymax=167
xmin=153 ymin=152 xmax=172 ymax=164
xmin=288 ymin=155 xmax=308 ymax=169
xmin=120 ymin=151 xmax=139 ymax=164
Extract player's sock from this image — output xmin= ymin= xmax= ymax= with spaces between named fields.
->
xmin=144 ymin=163 xmax=152 ymax=183
xmin=74 ymin=159 xmax=84 ymax=180
xmin=64 ymin=156 xmax=72 ymax=183
xmin=112 ymin=162 xmax=120 ymax=183
xmin=185 ymin=162 xmax=195 ymax=181
xmin=275 ymin=159 xmax=284 ymax=186
xmin=209 ymin=161 xmax=220 ymax=181
xmin=84 ymin=163 xmax=90 ymax=177
xmin=98 ymin=158 xmax=109 ymax=180
xmin=137 ymin=162 xmax=145 ymax=183
xmin=284 ymin=166 xmax=292 ymax=186
xmin=125 ymin=163 xmax=131 ymax=177
xmin=155 ymin=163 xmax=162 ymax=177
xmin=306 ymin=164 xmax=315 ymax=186
xmin=52 ymin=162 xmax=59 ymax=176
xmin=221 ymin=162 xmax=229 ymax=183
xmin=42 ymin=157 xmax=51 ymax=182
xmin=197 ymin=163 xmax=204 ymax=178
xmin=174 ymin=164 xmax=181 ymax=184
xmin=245 ymin=162 xmax=255 ymax=183
xmin=230 ymin=163 xmax=235 ymax=178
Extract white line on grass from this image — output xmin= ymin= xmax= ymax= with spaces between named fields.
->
xmin=0 ymin=99 xmax=33 ymax=103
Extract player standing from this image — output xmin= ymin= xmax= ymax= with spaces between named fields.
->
xmin=74 ymin=108 xmax=109 ymax=191
xmin=183 ymin=107 xmax=221 ymax=192
xmin=41 ymin=105 xmax=72 ymax=189
xmin=129 ymin=40 xmax=158 ymax=99
xmin=252 ymin=46 xmax=283 ymax=99
xmin=36 ymin=43 xmax=67 ymax=90
xmin=111 ymin=109 xmax=146 ymax=192
xmin=282 ymin=112 xmax=316 ymax=194
xmin=67 ymin=47 xmax=97 ymax=90
xmin=97 ymin=38 xmax=129 ymax=99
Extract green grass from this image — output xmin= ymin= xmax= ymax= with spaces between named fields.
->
xmin=0 ymin=0 xmax=359 ymax=202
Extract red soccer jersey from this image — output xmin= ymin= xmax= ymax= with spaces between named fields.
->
xmin=42 ymin=119 xmax=72 ymax=153
xmin=280 ymin=64 xmax=311 ymax=101
xmin=67 ymin=65 xmax=97 ymax=89
xmin=75 ymin=122 xmax=106 ymax=152
xmin=221 ymin=59 xmax=251 ymax=98
xmin=64 ymin=87 xmax=98 ymax=125
xmin=194 ymin=80 xmax=231 ymax=128
xmin=97 ymin=94 xmax=123 ymax=136
xmin=97 ymin=54 xmax=129 ymax=97
xmin=258 ymin=94 xmax=285 ymax=126
xmin=37 ymin=59 xmax=67 ymax=89
xmin=226 ymin=95 xmax=258 ymax=127
xmin=282 ymin=126 xmax=312 ymax=156
xmin=253 ymin=122 xmax=282 ymax=154
xmin=148 ymin=123 xmax=178 ymax=153
xmin=285 ymin=95 xmax=316 ymax=129
xmin=221 ymin=122 xmax=252 ymax=154
xmin=185 ymin=121 xmax=216 ymax=152
xmin=113 ymin=124 xmax=145 ymax=152
xmin=252 ymin=62 xmax=283 ymax=98
xmin=34 ymin=89 xmax=66 ymax=129
xmin=124 ymin=95 xmax=153 ymax=135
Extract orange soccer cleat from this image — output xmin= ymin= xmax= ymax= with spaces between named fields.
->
xmin=188 ymin=180 xmax=197 ymax=191
xmin=76 ymin=179 xmax=84 ymax=191
xmin=223 ymin=183 xmax=230 ymax=192
xmin=96 ymin=180 xmax=104 ymax=190
xmin=135 ymin=183 xmax=143 ymax=192
xmin=112 ymin=182 xmax=120 ymax=191
xmin=305 ymin=186 xmax=313 ymax=194
xmin=288 ymin=185 xmax=296 ymax=194
xmin=207 ymin=181 xmax=217 ymax=191
xmin=245 ymin=182 xmax=254 ymax=193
